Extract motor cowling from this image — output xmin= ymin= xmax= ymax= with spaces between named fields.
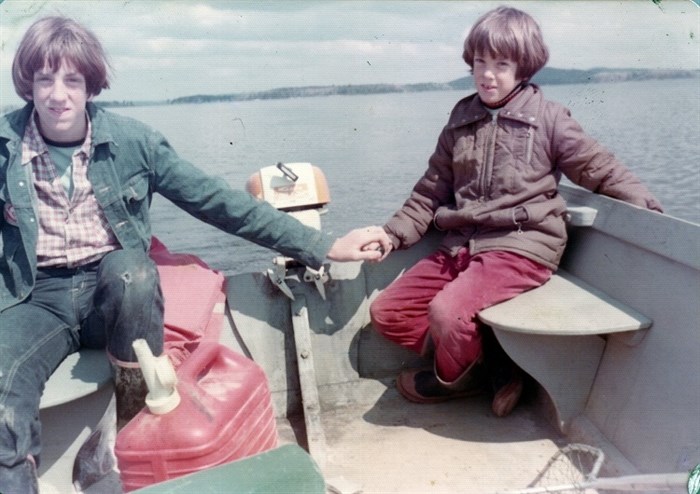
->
xmin=246 ymin=162 xmax=330 ymax=230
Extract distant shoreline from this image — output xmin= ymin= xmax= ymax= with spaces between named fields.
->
xmin=2 ymin=67 xmax=697 ymax=113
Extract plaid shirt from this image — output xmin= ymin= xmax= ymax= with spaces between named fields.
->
xmin=22 ymin=112 xmax=119 ymax=268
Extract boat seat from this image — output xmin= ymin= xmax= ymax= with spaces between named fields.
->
xmin=478 ymin=269 xmax=652 ymax=432
xmin=131 ymin=444 xmax=325 ymax=493
xmin=40 ymin=349 xmax=112 ymax=409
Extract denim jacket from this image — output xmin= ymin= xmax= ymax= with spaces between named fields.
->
xmin=0 ymin=102 xmax=333 ymax=312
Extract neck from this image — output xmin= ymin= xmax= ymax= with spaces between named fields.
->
xmin=482 ymin=82 xmax=527 ymax=110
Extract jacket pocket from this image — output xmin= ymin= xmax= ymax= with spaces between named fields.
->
xmin=122 ymin=173 xmax=150 ymax=210
xmin=120 ymin=172 xmax=152 ymax=233
xmin=521 ymin=200 xmax=567 ymax=226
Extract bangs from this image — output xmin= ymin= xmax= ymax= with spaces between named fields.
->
xmin=472 ymin=29 xmax=524 ymax=61
xmin=44 ymin=29 xmax=104 ymax=79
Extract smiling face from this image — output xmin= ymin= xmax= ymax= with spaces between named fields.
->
xmin=31 ymin=59 xmax=90 ymax=142
xmin=472 ymin=52 xmax=523 ymax=106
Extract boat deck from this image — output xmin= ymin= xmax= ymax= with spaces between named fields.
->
xmin=277 ymin=378 xmax=568 ymax=494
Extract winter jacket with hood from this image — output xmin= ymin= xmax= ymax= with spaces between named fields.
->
xmin=383 ymin=84 xmax=662 ymax=270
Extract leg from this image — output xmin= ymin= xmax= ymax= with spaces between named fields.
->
xmin=429 ymin=250 xmax=551 ymax=382
xmin=369 ymin=250 xmax=460 ymax=355
xmin=372 ymin=249 xmax=487 ymax=403
xmin=0 ymin=275 xmax=81 ymax=493
xmin=83 ymin=249 xmax=164 ymax=428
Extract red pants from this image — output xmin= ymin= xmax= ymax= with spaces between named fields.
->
xmin=370 ymin=248 xmax=551 ymax=382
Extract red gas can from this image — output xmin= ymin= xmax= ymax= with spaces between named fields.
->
xmin=115 ymin=341 xmax=278 ymax=491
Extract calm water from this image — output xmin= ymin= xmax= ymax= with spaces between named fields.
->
xmin=111 ymin=79 xmax=700 ymax=275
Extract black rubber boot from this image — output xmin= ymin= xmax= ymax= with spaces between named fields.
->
xmin=113 ymin=365 xmax=148 ymax=430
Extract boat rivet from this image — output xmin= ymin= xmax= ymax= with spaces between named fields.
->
xmin=300 ymin=350 xmax=310 ymax=359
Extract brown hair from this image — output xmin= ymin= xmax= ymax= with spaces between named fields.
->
xmin=463 ymin=6 xmax=549 ymax=80
xmin=12 ymin=16 xmax=111 ymax=101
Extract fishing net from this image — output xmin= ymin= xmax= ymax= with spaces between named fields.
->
xmin=521 ymin=443 xmax=605 ymax=494
xmin=496 ymin=443 xmax=688 ymax=494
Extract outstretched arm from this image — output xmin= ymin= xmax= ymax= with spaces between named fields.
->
xmin=327 ymin=226 xmax=392 ymax=262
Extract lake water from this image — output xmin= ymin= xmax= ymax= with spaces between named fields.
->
xmin=111 ymin=79 xmax=700 ymax=275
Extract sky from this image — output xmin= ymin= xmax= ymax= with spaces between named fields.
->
xmin=1 ymin=0 xmax=698 ymax=106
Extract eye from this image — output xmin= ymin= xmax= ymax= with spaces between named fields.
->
xmin=65 ymin=77 xmax=84 ymax=86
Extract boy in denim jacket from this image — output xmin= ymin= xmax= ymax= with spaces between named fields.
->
xmin=0 ymin=16 xmax=390 ymax=492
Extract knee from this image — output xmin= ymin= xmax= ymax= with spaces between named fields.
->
xmin=97 ymin=249 xmax=159 ymax=292
xmin=428 ymin=292 xmax=475 ymax=335
xmin=369 ymin=293 xmax=394 ymax=334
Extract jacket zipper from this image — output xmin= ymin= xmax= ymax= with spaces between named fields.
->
xmin=480 ymin=114 xmax=498 ymax=201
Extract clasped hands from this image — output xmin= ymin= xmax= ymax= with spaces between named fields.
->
xmin=327 ymin=226 xmax=392 ymax=263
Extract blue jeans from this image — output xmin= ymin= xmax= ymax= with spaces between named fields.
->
xmin=0 ymin=249 xmax=163 ymax=485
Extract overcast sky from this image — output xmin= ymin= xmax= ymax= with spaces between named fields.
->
xmin=1 ymin=0 xmax=698 ymax=105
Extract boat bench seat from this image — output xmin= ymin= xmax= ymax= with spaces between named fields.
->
xmin=132 ymin=444 xmax=325 ymax=493
xmin=40 ymin=349 xmax=112 ymax=410
xmin=478 ymin=206 xmax=652 ymax=432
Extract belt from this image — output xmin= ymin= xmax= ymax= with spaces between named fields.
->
xmin=36 ymin=260 xmax=101 ymax=278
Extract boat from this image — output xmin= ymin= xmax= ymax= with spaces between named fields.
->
xmin=35 ymin=162 xmax=699 ymax=493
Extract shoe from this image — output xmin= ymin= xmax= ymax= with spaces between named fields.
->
xmin=491 ymin=368 xmax=524 ymax=417
xmin=396 ymin=368 xmax=484 ymax=404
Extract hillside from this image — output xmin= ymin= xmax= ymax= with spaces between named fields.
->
xmin=165 ymin=67 xmax=699 ymax=107
xmin=2 ymin=67 xmax=697 ymax=113
xmin=155 ymin=67 xmax=696 ymax=107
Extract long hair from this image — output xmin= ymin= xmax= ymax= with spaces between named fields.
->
xmin=12 ymin=16 xmax=111 ymax=101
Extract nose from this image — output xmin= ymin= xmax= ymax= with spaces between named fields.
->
xmin=49 ymin=81 xmax=68 ymax=102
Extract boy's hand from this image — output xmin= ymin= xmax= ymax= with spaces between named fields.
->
xmin=361 ymin=240 xmax=393 ymax=262
xmin=327 ymin=227 xmax=392 ymax=262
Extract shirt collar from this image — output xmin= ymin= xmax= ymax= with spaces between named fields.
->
xmin=21 ymin=109 xmax=93 ymax=166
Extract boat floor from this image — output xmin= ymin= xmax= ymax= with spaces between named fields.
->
xmin=39 ymin=378 xmax=571 ymax=494
xmin=279 ymin=378 xmax=567 ymax=494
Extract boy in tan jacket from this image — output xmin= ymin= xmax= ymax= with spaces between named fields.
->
xmin=369 ymin=6 xmax=661 ymax=416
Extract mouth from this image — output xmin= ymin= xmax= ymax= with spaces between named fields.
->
xmin=47 ymin=107 xmax=69 ymax=118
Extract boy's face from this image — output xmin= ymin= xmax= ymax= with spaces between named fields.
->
xmin=472 ymin=52 xmax=523 ymax=106
xmin=31 ymin=60 xmax=91 ymax=143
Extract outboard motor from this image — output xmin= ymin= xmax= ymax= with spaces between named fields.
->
xmin=246 ymin=162 xmax=331 ymax=299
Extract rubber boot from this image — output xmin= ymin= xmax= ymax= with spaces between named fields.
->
xmin=482 ymin=327 xmax=525 ymax=417
xmin=72 ymin=362 xmax=148 ymax=491
xmin=113 ymin=364 xmax=148 ymax=430
xmin=434 ymin=353 xmax=485 ymax=392
xmin=0 ymin=456 xmax=39 ymax=494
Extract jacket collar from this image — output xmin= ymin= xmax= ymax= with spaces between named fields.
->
xmin=0 ymin=103 xmax=34 ymax=144
xmin=447 ymin=84 xmax=543 ymax=129
xmin=86 ymin=102 xmax=116 ymax=147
